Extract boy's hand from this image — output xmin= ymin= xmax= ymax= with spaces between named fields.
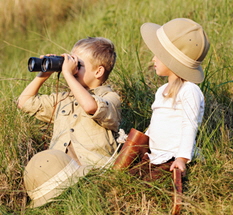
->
xmin=170 ymin=157 xmax=188 ymax=174
xmin=61 ymin=53 xmax=79 ymax=76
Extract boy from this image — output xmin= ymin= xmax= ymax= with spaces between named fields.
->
xmin=18 ymin=37 xmax=121 ymax=168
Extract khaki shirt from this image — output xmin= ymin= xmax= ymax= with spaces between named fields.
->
xmin=22 ymin=85 xmax=121 ymax=167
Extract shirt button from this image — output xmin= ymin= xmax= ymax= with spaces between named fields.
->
xmin=73 ymin=114 xmax=77 ymax=119
xmin=64 ymin=142 xmax=68 ymax=147
xmin=70 ymin=128 xmax=74 ymax=132
xmin=75 ymin=102 xmax=78 ymax=106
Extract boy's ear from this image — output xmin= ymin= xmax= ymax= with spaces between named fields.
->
xmin=95 ymin=66 xmax=105 ymax=79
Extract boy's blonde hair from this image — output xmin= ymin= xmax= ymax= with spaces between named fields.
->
xmin=71 ymin=37 xmax=116 ymax=82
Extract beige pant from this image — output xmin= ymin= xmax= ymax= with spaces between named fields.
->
xmin=66 ymin=142 xmax=81 ymax=165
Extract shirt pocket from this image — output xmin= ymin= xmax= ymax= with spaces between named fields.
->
xmin=56 ymin=105 xmax=72 ymax=119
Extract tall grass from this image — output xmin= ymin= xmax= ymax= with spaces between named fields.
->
xmin=0 ymin=0 xmax=232 ymax=214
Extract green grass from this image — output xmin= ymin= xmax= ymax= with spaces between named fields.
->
xmin=0 ymin=0 xmax=232 ymax=214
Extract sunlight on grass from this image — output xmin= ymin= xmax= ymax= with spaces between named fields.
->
xmin=0 ymin=0 xmax=232 ymax=214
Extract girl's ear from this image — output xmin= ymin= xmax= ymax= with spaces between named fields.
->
xmin=95 ymin=66 xmax=105 ymax=79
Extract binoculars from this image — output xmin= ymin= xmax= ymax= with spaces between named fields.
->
xmin=28 ymin=56 xmax=64 ymax=72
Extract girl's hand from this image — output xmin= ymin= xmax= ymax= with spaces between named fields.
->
xmin=170 ymin=157 xmax=188 ymax=174
xmin=61 ymin=53 xmax=79 ymax=76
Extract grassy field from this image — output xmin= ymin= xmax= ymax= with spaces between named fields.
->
xmin=0 ymin=0 xmax=232 ymax=214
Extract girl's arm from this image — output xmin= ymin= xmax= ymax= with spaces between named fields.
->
xmin=173 ymin=84 xmax=204 ymax=172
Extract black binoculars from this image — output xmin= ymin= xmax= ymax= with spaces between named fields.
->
xmin=28 ymin=56 xmax=64 ymax=72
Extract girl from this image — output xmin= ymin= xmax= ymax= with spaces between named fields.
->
xmin=129 ymin=18 xmax=210 ymax=181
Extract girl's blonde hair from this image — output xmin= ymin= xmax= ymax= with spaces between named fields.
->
xmin=164 ymin=77 xmax=185 ymax=106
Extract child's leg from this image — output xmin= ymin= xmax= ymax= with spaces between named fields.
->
xmin=128 ymin=154 xmax=151 ymax=179
xmin=66 ymin=142 xmax=82 ymax=165
xmin=129 ymin=155 xmax=174 ymax=182
xmin=142 ymin=159 xmax=174 ymax=182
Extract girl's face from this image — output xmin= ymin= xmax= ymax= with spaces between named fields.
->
xmin=152 ymin=55 xmax=179 ymax=82
xmin=152 ymin=55 xmax=172 ymax=77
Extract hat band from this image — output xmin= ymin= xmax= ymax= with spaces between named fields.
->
xmin=28 ymin=159 xmax=80 ymax=200
xmin=156 ymin=26 xmax=201 ymax=69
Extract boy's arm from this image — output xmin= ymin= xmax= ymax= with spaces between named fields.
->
xmin=17 ymin=72 xmax=52 ymax=109
xmin=89 ymin=91 xmax=121 ymax=132
xmin=62 ymin=72 xmax=98 ymax=114
xmin=61 ymin=54 xmax=98 ymax=115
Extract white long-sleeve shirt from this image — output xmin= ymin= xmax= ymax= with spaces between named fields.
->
xmin=146 ymin=81 xmax=204 ymax=165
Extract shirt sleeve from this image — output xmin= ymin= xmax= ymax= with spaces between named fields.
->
xmin=176 ymin=84 xmax=205 ymax=160
xmin=21 ymin=92 xmax=66 ymax=123
xmin=86 ymin=91 xmax=121 ymax=132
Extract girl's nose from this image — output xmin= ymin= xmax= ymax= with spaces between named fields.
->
xmin=152 ymin=55 xmax=157 ymax=62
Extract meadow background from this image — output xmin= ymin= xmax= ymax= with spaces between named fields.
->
xmin=0 ymin=0 xmax=232 ymax=214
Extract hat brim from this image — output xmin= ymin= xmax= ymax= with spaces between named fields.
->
xmin=140 ymin=23 xmax=204 ymax=83
xmin=28 ymin=165 xmax=92 ymax=208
